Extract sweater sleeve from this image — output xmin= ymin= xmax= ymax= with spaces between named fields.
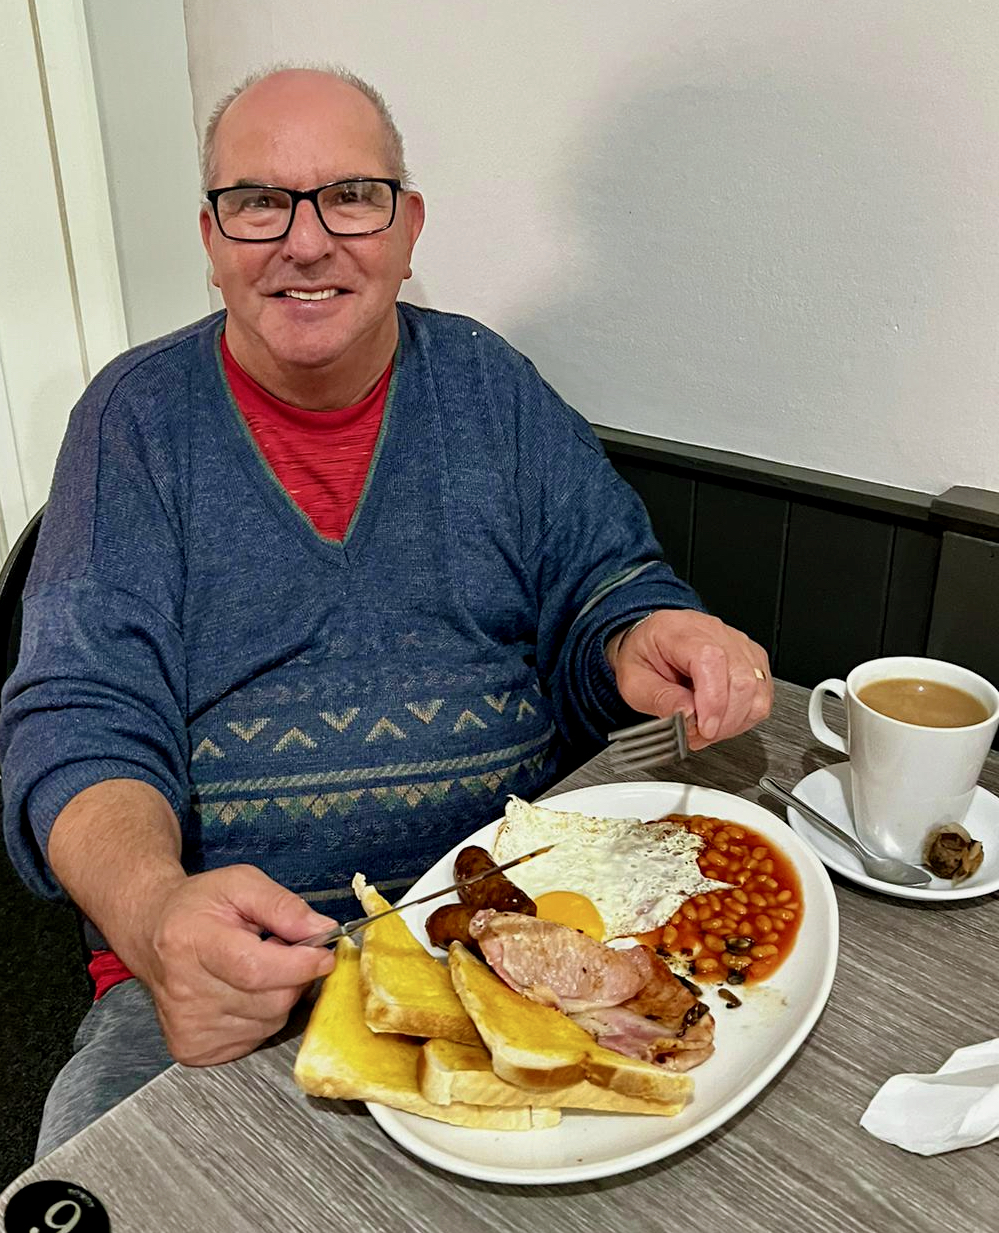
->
xmin=533 ymin=446 xmax=705 ymax=747
xmin=0 ymin=357 xmax=190 ymax=900
xmin=507 ymin=368 xmax=705 ymax=748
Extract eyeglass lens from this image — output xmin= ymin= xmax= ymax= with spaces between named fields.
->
xmin=216 ymin=180 xmax=395 ymax=239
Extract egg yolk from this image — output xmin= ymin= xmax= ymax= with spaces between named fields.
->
xmin=534 ymin=891 xmax=604 ymax=941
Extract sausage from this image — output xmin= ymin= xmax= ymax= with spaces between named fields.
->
xmin=425 ymin=903 xmax=478 ymax=950
xmin=483 ymin=878 xmax=537 ymax=915
xmin=453 ymin=846 xmax=501 ymax=908
xmin=453 ymin=845 xmax=537 ymax=915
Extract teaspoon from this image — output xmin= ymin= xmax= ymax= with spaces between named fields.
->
xmin=759 ymin=776 xmax=932 ymax=887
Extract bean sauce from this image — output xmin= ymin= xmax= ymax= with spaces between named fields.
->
xmin=638 ymin=813 xmax=803 ymax=986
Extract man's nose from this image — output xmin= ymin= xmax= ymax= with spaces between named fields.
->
xmin=281 ymin=198 xmax=335 ymax=262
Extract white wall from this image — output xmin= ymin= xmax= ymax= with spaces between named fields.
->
xmin=84 ymin=0 xmax=210 ymax=345
xmin=181 ymin=0 xmax=999 ymax=497
xmin=0 ymin=0 xmax=127 ymax=553
xmin=0 ymin=0 xmax=208 ymax=551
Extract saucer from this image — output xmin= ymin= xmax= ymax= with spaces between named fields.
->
xmin=786 ymin=762 xmax=999 ymax=901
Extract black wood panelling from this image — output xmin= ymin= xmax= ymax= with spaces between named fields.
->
xmin=690 ymin=480 xmax=788 ymax=658
xmin=928 ymin=532 xmax=999 ymax=749
xmin=927 ymin=533 xmax=999 ymax=688
xmin=881 ymin=526 xmax=940 ymax=657
xmin=775 ymin=502 xmax=894 ymax=686
xmin=598 ymin=426 xmax=935 ymax=521
xmin=602 ymin=434 xmax=999 ymax=703
xmin=611 ymin=460 xmax=694 ymax=580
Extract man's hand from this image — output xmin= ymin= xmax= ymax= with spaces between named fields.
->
xmin=47 ymin=780 xmax=338 ymax=1067
xmin=131 ymin=864 xmax=338 ymax=1066
xmin=606 ymin=609 xmax=772 ymax=750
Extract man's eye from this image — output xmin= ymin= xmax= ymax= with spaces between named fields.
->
xmin=331 ymin=186 xmax=366 ymax=206
xmin=240 ymin=193 xmax=282 ymax=211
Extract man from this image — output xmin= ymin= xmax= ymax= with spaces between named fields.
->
xmin=0 ymin=66 xmax=771 ymax=1156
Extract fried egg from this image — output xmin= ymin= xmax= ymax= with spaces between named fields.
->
xmin=492 ymin=796 xmax=730 ymax=941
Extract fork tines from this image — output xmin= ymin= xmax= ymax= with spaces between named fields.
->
xmin=607 ymin=711 xmax=690 ymax=772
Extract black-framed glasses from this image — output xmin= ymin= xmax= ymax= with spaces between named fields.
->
xmin=205 ymin=177 xmax=401 ymax=241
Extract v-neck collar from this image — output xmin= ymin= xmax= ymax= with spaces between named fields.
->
xmin=210 ymin=315 xmax=403 ymax=567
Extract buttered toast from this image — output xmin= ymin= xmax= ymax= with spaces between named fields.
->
xmin=447 ymin=942 xmax=692 ymax=1109
xmin=294 ymin=937 xmax=559 ymax=1130
xmin=351 ymin=873 xmax=480 ymax=1045
xmin=418 ymin=1038 xmax=689 ymax=1115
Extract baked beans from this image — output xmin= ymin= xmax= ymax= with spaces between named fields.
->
xmin=638 ymin=814 xmax=803 ymax=986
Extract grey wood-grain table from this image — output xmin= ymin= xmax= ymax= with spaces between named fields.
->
xmin=4 ymin=680 xmax=998 ymax=1233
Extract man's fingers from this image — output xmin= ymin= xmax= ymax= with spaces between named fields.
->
xmin=727 ymin=648 xmax=773 ymax=734
xmin=645 ymin=631 xmax=767 ymax=743
xmin=714 ymin=662 xmax=763 ymax=739
xmin=165 ymin=1004 xmax=296 ymax=1066
xmin=197 ymin=863 xmax=341 ymax=986
xmin=142 ymin=866 xmax=344 ymax=1067
xmin=221 ymin=864 xmax=337 ymax=942
xmin=610 ymin=610 xmax=774 ymax=749
xmin=702 ymin=648 xmax=772 ymax=741
xmin=199 ymin=921 xmax=337 ymax=992
xmin=684 ymin=642 xmax=729 ymax=740
xmin=646 ymin=681 xmax=695 ymax=721
xmin=747 ymin=657 xmax=774 ymax=726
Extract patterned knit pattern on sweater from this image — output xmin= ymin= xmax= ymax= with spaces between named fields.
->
xmin=0 ymin=305 xmax=702 ymax=912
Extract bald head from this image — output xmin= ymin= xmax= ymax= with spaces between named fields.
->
xmin=198 ymin=63 xmax=425 ymax=410
xmin=201 ymin=65 xmax=409 ymax=192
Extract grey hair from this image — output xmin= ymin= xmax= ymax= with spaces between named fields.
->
xmin=200 ymin=63 xmax=410 ymax=193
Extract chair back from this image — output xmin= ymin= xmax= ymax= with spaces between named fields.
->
xmin=0 ymin=504 xmax=94 ymax=1029
xmin=1 ymin=507 xmax=44 ymax=695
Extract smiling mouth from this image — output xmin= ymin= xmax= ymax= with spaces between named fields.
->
xmin=278 ymin=288 xmax=346 ymax=301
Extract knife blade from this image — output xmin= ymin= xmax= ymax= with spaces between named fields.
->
xmin=293 ymin=843 xmax=555 ymax=948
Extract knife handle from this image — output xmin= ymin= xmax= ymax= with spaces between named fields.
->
xmin=295 ymin=922 xmax=351 ymax=948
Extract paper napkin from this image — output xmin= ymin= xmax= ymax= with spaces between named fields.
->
xmin=860 ymin=1039 xmax=999 ymax=1155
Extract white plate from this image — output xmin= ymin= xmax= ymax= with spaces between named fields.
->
xmin=788 ymin=762 xmax=999 ymax=902
xmin=366 ymin=781 xmax=839 ymax=1185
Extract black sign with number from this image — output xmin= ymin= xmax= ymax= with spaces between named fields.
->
xmin=4 ymin=1180 xmax=110 ymax=1233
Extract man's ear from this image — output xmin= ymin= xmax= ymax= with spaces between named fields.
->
xmin=199 ymin=205 xmax=213 ymax=252
xmin=199 ymin=207 xmax=220 ymax=288
xmin=401 ymin=191 xmax=425 ymax=278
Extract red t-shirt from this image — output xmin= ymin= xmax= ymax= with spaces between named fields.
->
xmin=87 ymin=336 xmax=391 ymax=999
xmin=221 ymin=333 xmax=390 ymax=540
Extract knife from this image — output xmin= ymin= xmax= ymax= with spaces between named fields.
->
xmin=293 ymin=843 xmax=555 ymax=948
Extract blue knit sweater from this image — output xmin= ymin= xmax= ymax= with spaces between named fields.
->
xmin=0 ymin=305 xmax=702 ymax=911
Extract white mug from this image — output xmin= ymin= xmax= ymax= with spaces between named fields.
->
xmin=808 ymin=656 xmax=999 ymax=862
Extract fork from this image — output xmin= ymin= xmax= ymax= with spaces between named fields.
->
xmin=606 ymin=711 xmax=690 ymax=772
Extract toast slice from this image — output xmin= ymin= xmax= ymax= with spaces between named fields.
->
xmin=419 ymin=1038 xmax=689 ymax=1115
xmin=448 ymin=942 xmax=693 ymax=1109
xmin=352 ymin=873 xmax=480 ymax=1045
xmin=294 ymin=938 xmax=559 ymax=1130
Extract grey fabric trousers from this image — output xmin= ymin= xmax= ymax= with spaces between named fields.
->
xmin=36 ymin=978 xmax=174 ymax=1160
